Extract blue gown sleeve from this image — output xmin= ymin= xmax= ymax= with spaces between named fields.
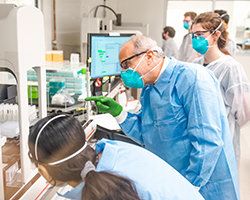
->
xmin=119 ymin=109 xmax=145 ymax=146
xmin=179 ymin=74 xmax=224 ymax=187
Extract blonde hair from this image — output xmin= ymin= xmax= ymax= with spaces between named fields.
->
xmin=184 ymin=11 xmax=197 ymax=20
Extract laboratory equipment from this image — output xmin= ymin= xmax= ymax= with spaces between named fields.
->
xmin=86 ymin=32 xmax=134 ymax=98
xmin=82 ymin=119 xmax=97 ymax=141
xmin=87 ymin=32 xmax=134 ymax=79
xmin=0 ymin=84 xmax=17 ymax=104
xmin=0 ymin=4 xmax=46 ymax=199
xmin=0 ymin=121 xmax=19 ymax=138
xmin=49 ymin=78 xmax=66 ymax=98
xmin=27 ymin=61 xmax=87 ymax=107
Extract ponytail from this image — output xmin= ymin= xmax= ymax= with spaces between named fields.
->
xmin=218 ymin=30 xmax=231 ymax=55
xmin=82 ymin=170 xmax=141 ymax=200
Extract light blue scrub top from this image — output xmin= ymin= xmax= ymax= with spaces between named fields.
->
xmin=119 ymin=57 xmax=240 ymax=200
xmin=58 ymin=138 xmax=204 ymax=200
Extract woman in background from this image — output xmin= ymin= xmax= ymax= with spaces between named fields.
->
xmin=191 ymin=11 xmax=250 ymax=168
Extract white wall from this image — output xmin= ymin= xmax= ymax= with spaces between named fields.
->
xmin=82 ymin=0 xmax=117 ymax=19
xmin=81 ymin=0 xmax=166 ymax=45
xmin=41 ymin=0 xmax=166 ymax=59
xmin=116 ymin=0 xmax=165 ymax=46
xmin=166 ymin=1 xmax=213 ymax=48
xmin=55 ymin=0 xmax=82 ymax=58
xmin=41 ymin=0 xmax=52 ymax=51
xmin=41 ymin=0 xmax=119 ymax=59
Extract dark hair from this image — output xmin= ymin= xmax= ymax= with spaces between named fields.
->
xmin=214 ymin=9 xmax=229 ymax=24
xmin=82 ymin=171 xmax=141 ymax=200
xmin=28 ymin=114 xmax=96 ymax=184
xmin=163 ymin=26 xmax=176 ymax=38
xmin=28 ymin=114 xmax=140 ymax=199
xmin=192 ymin=12 xmax=230 ymax=56
xmin=184 ymin=11 xmax=197 ymax=20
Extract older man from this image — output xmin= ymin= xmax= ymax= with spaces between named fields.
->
xmin=86 ymin=35 xmax=240 ymax=200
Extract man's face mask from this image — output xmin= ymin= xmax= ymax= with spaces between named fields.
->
xmin=191 ymin=21 xmax=223 ymax=55
xmin=162 ymin=33 xmax=166 ymax=40
xmin=183 ymin=19 xmax=193 ymax=30
xmin=183 ymin=22 xmax=190 ymax=30
xmin=120 ymin=49 xmax=162 ymax=89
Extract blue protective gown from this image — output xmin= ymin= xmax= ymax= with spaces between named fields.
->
xmin=193 ymin=55 xmax=250 ymax=168
xmin=119 ymin=57 xmax=240 ymax=200
xmin=58 ymin=139 xmax=204 ymax=200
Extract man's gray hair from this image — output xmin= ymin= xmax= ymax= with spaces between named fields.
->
xmin=130 ymin=35 xmax=164 ymax=58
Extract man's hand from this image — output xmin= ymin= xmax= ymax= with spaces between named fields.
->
xmin=85 ymin=96 xmax=123 ymax=117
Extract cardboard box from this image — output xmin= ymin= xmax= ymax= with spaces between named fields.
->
xmin=242 ymin=44 xmax=250 ymax=50
xmin=52 ymin=50 xmax=63 ymax=62
xmin=45 ymin=51 xmax=53 ymax=61
xmin=45 ymin=50 xmax=63 ymax=62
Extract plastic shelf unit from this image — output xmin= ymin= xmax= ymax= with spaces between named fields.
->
xmin=0 ymin=3 xmax=47 ymax=198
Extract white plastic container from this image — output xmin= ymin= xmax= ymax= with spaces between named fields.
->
xmin=0 ymin=121 xmax=19 ymax=138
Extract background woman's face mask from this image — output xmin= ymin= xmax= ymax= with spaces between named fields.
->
xmin=191 ymin=21 xmax=223 ymax=55
xmin=192 ymin=35 xmax=210 ymax=55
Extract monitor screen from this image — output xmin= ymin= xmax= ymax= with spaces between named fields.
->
xmin=87 ymin=33 xmax=134 ymax=79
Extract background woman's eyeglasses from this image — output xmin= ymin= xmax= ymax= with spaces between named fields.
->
xmin=190 ymin=30 xmax=210 ymax=39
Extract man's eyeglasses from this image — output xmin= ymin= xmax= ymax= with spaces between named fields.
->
xmin=120 ymin=50 xmax=157 ymax=69
xmin=120 ymin=51 xmax=147 ymax=69
xmin=190 ymin=31 xmax=210 ymax=39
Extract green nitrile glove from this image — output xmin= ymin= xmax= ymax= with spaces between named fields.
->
xmin=85 ymin=96 xmax=123 ymax=117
